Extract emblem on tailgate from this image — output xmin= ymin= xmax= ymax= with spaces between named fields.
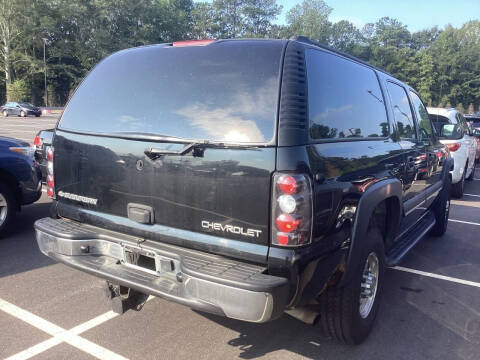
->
xmin=201 ymin=221 xmax=262 ymax=238
xmin=57 ymin=191 xmax=98 ymax=205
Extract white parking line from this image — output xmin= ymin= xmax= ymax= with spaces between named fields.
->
xmin=464 ymin=193 xmax=480 ymax=197
xmin=449 ymin=219 xmax=480 ymax=226
xmin=0 ymin=298 xmax=128 ymax=360
xmin=393 ymin=266 xmax=480 ymax=289
xmin=5 ymin=311 xmax=120 ymax=360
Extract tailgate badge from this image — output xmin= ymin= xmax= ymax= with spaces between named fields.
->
xmin=57 ymin=191 xmax=98 ymax=205
xmin=201 ymin=221 xmax=262 ymax=238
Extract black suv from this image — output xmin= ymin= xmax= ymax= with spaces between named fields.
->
xmin=34 ymin=37 xmax=452 ymax=344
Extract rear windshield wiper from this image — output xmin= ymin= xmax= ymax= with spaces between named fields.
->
xmin=144 ymin=141 xmax=261 ymax=160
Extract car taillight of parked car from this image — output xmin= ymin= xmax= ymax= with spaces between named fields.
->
xmin=271 ymin=173 xmax=313 ymax=247
xmin=33 ymin=135 xmax=42 ymax=150
xmin=46 ymin=146 xmax=55 ymax=198
xmin=446 ymin=143 xmax=461 ymax=152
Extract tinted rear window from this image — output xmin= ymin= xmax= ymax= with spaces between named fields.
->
xmin=58 ymin=41 xmax=284 ymax=144
xmin=306 ymin=49 xmax=388 ymax=140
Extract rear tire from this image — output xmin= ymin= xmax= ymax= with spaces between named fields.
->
xmin=430 ymin=175 xmax=451 ymax=237
xmin=318 ymin=224 xmax=385 ymax=344
xmin=0 ymin=183 xmax=16 ymax=238
xmin=451 ymin=166 xmax=466 ymax=198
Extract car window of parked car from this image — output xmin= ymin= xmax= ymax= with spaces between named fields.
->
xmin=58 ymin=42 xmax=283 ymax=144
xmin=409 ymin=91 xmax=433 ymax=142
xmin=386 ymin=82 xmax=415 ymax=139
xmin=306 ymin=49 xmax=389 ymax=141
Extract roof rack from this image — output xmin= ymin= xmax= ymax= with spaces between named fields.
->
xmin=289 ymin=35 xmax=396 ymax=79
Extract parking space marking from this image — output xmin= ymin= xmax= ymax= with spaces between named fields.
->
xmin=5 ymin=311 xmax=120 ymax=360
xmin=393 ymin=266 xmax=480 ymax=289
xmin=0 ymin=298 xmax=127 ymax=360
xmin=449 ymin=218 xmax=480 ymax=226
xmin=464 ymin=193 xmax=480 ymax=197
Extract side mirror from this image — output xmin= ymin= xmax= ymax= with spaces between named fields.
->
xmin=15 ymin=105 xmax=20 ymax=108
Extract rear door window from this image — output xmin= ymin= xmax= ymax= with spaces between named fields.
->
xmin=409 ymin=91 xmax=433 ymax=141
xmin=58 ymin=41 xmax=284 ymax=144
xmin=386 ymin=82 xmax=415 ymax=139
xmin=306 ymin=49 xmax=389 ymax=140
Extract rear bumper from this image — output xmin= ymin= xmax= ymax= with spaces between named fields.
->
xmin=34 ymin=217 xmax=289 ymax=323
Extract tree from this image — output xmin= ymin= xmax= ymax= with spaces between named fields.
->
xmin=284 ymin=0 xmax=332 ymax=42
xmin=328 ymin=20 xmax=364 ymax=52
xmin=0 ymin=0 xmax=23 ymax=99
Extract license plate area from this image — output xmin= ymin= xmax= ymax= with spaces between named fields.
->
xmin=122 ymin=246 xmax=176 ymax=276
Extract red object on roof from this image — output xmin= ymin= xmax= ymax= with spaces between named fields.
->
xmin=172 ymin=39 xmax=215 ymax=47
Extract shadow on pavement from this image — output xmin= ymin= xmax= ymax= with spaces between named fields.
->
xmin=195 ymin=269 xmax=480 ymax=360
xmin=0 ymin=200 xmax=55 ymax=278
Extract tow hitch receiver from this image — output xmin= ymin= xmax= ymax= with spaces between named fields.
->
xmin=105 ymin=281 xmax=148 ymax=314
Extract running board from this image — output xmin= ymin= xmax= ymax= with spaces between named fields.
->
xmin=386 ymin=212 xmax=436 ymax=266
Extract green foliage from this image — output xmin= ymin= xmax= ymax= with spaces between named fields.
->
xmin=7 ymin=79 xmax=30 ymax=101
xmin=0 ymin=0 xmax=479 ymax=111
xmin=284 ymin=0 xmax=332 ymax=41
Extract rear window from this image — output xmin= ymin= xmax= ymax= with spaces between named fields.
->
xmin=58 ymin=41 xmax=284 ymax=144
xmin=306 ymin=49 xmax=388 ymax=140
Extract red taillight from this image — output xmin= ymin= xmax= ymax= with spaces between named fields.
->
xmin=271 ymin=173 xmax=312 ymax=247
xmin=47 ymin=174 xmax=54 ymax=188
xmin=46 ymin=146 xmax=55 ymax=198
xmin=47 ymin=147 xmax=54 ymax=161
xmin=276 ymin=214 xmax=300 ymax=233
xmin=172 ymin=39 xmax=215 ymax=47
xmin=277 ymin=175 xmax=297 ymax=195
xmin=446 ymin=143 xmax=461 ymax=152
xmin=33 ymin=135 xmax=42 ymax=147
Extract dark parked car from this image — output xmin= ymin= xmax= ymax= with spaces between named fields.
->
xmin=33 ymin=129 xmax=54 ymax=182
xmin=34 ymin=37 xmax=453 ymax=344
xmin=0 ymin=137 xmax=42 ymax=236
xmin=2 ymin=101 xmax=41 ymax=117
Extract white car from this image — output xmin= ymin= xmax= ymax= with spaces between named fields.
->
xmin=428 ymin=107 xmax=477 ymax=198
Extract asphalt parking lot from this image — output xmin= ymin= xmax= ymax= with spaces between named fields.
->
xmin=1 ymin=118 xmax=480 ymax=359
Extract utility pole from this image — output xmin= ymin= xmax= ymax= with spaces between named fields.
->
xmin=42 ymin=38 xmax=48 ymax=107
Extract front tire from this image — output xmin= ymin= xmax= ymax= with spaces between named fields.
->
xmin=430 ymin=175 xmax=451 ymax=236
xmin=0 ymin=183 xmax=16 ymax=238
xmin=318 ymin=224 xmax=385 ymax=344
xmin=451 ymin=166 xmax=466 ymax=198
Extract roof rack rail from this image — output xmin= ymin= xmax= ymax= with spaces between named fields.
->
xmin=289 ymin=35 xmax=396 ymax=79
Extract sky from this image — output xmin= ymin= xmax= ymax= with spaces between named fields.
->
xmin=274 ymin=0 xmax=480 ymax=32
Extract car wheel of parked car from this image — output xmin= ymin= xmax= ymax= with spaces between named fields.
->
xmin=20 ymin=110 xmax=26 ymax=117
xmin=318 ymin=222 xmax=385 ymax=344
xmin=452 ymin=166 xmax=466 ymax=198
xmin=466 ymin=161 xmax=475 ymax=181
xmin=0 ymin=183 xmax=16 ymax=238
xmin=2 ymin=110 xmax=7 ymax=117
xmin=430 ymin=175 xmax=451 ymax=237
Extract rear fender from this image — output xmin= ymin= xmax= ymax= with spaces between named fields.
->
xmin=339 ymin=178 xmax=403 ymax=286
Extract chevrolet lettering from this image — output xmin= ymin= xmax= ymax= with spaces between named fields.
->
xmin=201 ymin=220 xmax=262 ymax=238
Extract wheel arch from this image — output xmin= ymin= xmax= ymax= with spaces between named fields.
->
xmin=0 ymin=168 xmax=21 ymax=208
xmin=339 ymin=178 xmax=402 ymax=286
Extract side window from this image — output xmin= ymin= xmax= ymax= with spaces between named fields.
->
xmin=409 ymin=91 xmax=433 ymax=141
xmin=306 ymin=49 xmax=389 ymax=140
xmin=386 ymin=82 xmax=415 ymax=139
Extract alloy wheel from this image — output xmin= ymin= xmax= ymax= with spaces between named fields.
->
xmin=359 ymin=252 xmax=379 ymax=319
xmin=0 ymin=193 xmax=8 ymax=226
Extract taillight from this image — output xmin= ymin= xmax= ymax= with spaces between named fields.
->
xmin=33 ymin=135 xmax=42 ymax=150
xmin=446 ymin=143 xmax=461 ymax=152
xmin=46 ymin=146 xmax=55 ymax=198
xmin=272 ymin=173 xmax=312 ymax=247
